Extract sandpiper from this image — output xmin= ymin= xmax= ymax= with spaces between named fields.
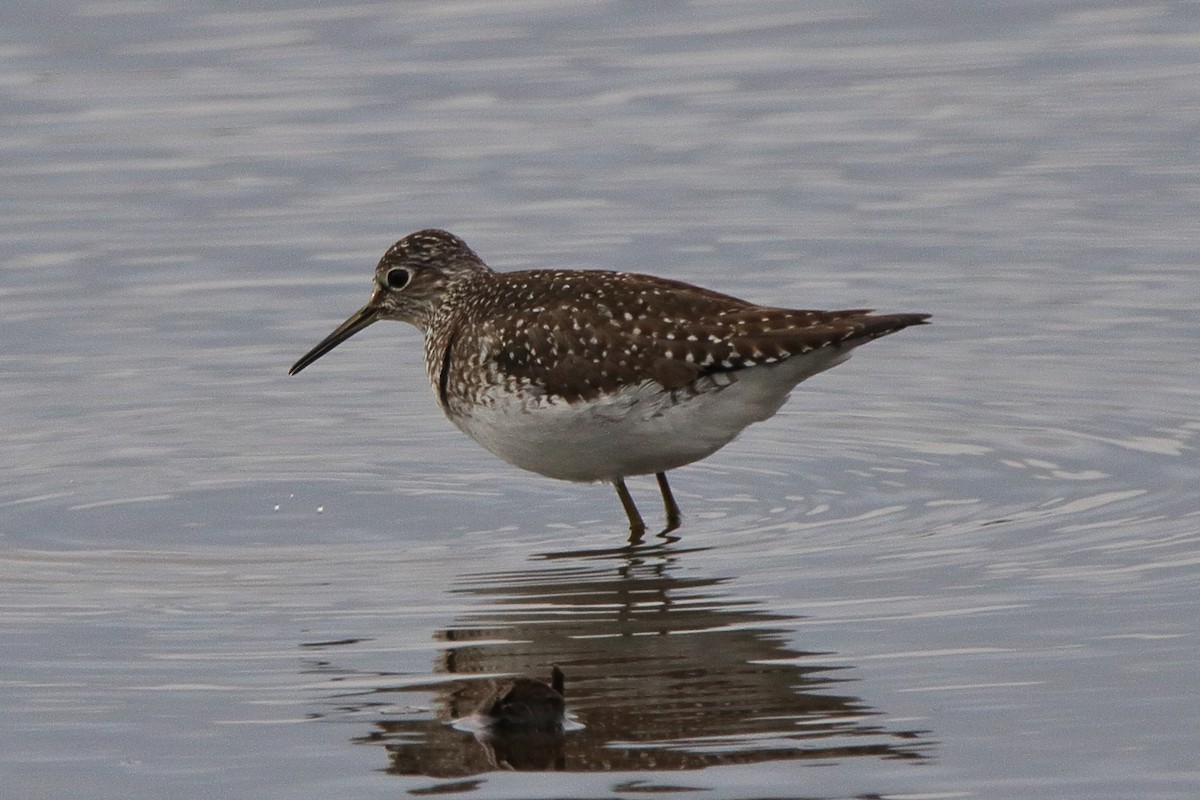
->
xmin=290 ymin=229 xmax=929 ymax=539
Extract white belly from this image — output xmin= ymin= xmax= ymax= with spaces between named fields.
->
xmin=445 ymin=348 xmax=852 ymax=483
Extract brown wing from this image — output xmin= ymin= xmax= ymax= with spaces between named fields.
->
xmin=467 ymin=270 xmax=928 ymax=402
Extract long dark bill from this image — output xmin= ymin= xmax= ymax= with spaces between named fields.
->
xmin=289 ymin=305 xmax=379 ymax=375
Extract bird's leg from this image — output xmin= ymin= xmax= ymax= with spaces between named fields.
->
xmin=656 ymin=472 xmax=682 ymax=533
xmin=613 ymin=478 xmax=646 ymax=542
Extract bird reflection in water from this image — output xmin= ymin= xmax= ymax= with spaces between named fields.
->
xmin=476 ymin=665 xmax=567 ymax=733
xmin=448 ymin=666 xmax=581 ymax=771
xmin=308 ymin=541 xmax=933 ymax=782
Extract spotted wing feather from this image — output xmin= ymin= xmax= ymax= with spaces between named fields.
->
xmin=460 ymin=270 xmax=928 ymax=402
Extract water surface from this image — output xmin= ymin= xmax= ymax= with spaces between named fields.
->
xmin=2 ymin=2 xmax=1198 ymax=798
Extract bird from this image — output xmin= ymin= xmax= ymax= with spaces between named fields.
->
xmin=289 ymin=229 xmax=929 ymax=539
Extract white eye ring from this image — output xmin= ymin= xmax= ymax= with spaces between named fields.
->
xmin=386 ymin=268 xmax=410 ymax=289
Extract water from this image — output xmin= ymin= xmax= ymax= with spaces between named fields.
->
xmin=3 ymin=2 xmax=1199 ymax=798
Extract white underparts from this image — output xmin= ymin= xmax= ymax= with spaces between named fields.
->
xmin=444 ymin=347 xmax=853 ymax=482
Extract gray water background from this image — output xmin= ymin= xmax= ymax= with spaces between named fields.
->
xmin=2 ymin=2 xmax=1198 ymax=798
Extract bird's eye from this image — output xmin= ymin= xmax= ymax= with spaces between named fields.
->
xmin=386 ymin=268 xmax=410 ymax=289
